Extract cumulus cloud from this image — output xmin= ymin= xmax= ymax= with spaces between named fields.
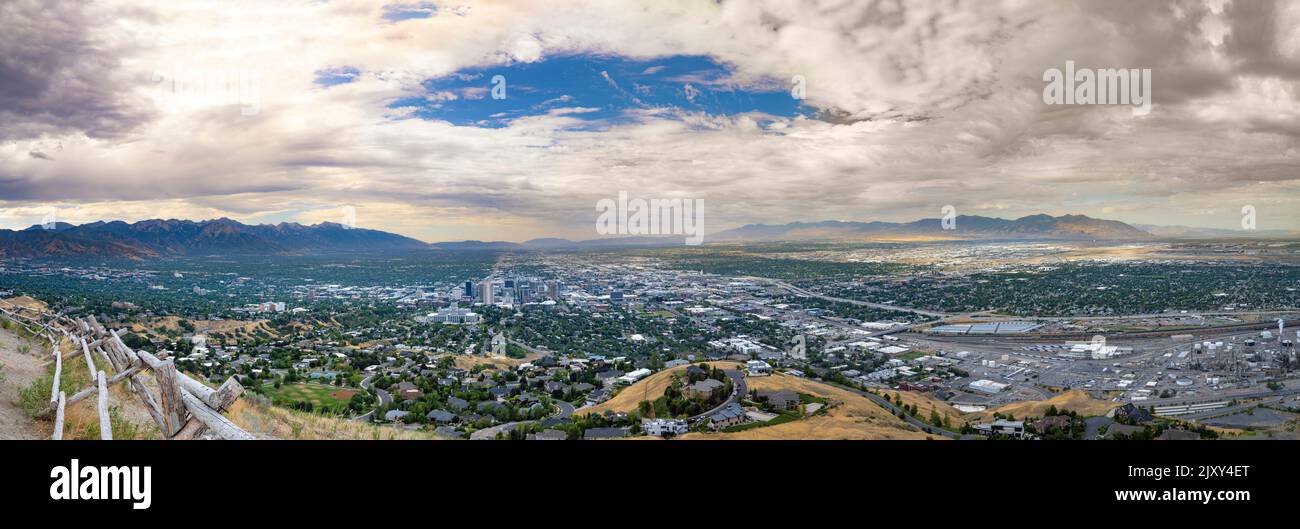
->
xmin=1 ymin=0 xmax=1299 ymax=240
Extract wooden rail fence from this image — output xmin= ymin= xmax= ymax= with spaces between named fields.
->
xmin=2 ymin=299 xmax=253 ymax=440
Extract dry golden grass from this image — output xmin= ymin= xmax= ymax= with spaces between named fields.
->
xmin=58 ymin=385 xmax=162 ymax=440
xmin=449 ymin=353 xmax=538 ymax=371
xmin=1 ymin=296 xmax=50 ymax=312
xmin=227 ymin=399 xmax=441 ymax=440
xmin=678 ymin=373 xmax=940 ymax=440
xmin=874 ymin=387 xmax=967 ymax=426
xmin=133 ymin=316 xmax=276 ymax=338
xmin=582 ymin=361 xmax=743 ymax=415
xmin=976 ymin=389 xmax=1118 ymax=420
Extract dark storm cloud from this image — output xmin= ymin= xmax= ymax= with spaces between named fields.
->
xmin=1223 ymin=0 xmax=1300 ymax=79
xmin=0 ymin=0 xmax=153 ymax=141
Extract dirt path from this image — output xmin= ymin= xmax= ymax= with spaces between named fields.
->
xmin=0 ymin=326 xmax=48 ymax=439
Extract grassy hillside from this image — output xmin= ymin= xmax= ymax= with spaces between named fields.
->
xmin=582 ymin=361 xmax=742 ymax=416
xmin=679 ymin=373 xmax=941 ymax=440
xmin=978 ymin=389 xmax=1118 ymax=420
xmin=227 ymin=397 xmax=442 ymax=440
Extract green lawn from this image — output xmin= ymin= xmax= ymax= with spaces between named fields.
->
xmin=264 ymin=383 xmax=356 ymax=413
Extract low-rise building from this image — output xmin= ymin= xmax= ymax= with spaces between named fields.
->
xmin=746 ymin=360 xmax=773 ymax=376
xmin=685 ymin=378 xmax=725 ymax=398
xmin=973 ymin=419 xmax=1025 ymax=438
xmin=758 ymin=389 xmax=800 ymax=411
xmin=968 ymin=379 xmax=1009 ymax=395
xmin=708 ymin=403 xmax=747 ymax=429
xmin=642 ymin=418 xmax=689 ymax=436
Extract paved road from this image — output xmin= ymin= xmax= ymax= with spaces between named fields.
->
xmin=1144 ymin=385 xmax=1300 ymax=408
xmin=469 ymin=398 xmax=577 ymax=440
xmin=352 ymin=372 xmax=392 ymax=421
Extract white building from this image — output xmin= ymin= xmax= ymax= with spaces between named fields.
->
xmin=426 ymin=304 xmax=481 ymax=324
xmin=618 ymin=368 xmax=652 ymax=385
xmin=968 ymin=379 xmax=1009 ymax=395
xmin=642 ymin=419 xmax=689 ymax=436
xmin=746 ymin=360 xmax=772 ymax=376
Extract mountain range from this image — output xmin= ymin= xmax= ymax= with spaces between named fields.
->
xmin=0 ymin=214 xmax=1283 ymax=258
xmin=711 ymin=214 xmax=1153 ymax=242
xmin=0 ymin=218 xmax=427 ymax=258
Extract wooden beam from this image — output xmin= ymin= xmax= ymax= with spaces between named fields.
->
xmin=173 ymin=377 xmax=245 ymax=440
xmin=93 ymin=345 xmax=114 ymax=374
xmin=137 ymin=350 xmax=240 ymax=410
xmin=179 ymin=391 xmax=254 ymax=440
xmin=53 ymin=392 xmax=66 ymax=441
xmin=50 ymin=343 xmax=61 ymax=406
xmin=87 ymin=315 xmax=105 ymax=336
xmin=80 ymin=337 xmax=96 ymax=378
xmin=35 ymin=364 xmax=144 ymax=418
xmin=152 ymin=358 xmax=184 ymax=437
xmin=97 ymin=371 xmax=112 ymax=440
xmin=105 ymin=333 xmax=172 ymax=435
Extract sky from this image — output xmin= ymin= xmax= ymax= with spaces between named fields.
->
xmin=2 ymin=0 xmax=1299 ymax=242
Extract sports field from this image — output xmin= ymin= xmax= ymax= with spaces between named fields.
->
xmin=264 ymin=383 xmax=355 ymax=413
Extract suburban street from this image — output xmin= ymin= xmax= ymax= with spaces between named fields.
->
xmin=688 ymin=368 xmax=747 ymax=423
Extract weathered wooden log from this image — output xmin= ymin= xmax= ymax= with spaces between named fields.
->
xmin=152 ymin=358 xmax=184 ymax=437
xmin=53 ymin=392 xmax=66 ymax=441
xmin=135 ymin=350 xmax=239 ymax=410
xmin=80 ymin=337 xmax=96 ymax=378
xmin=126 ymin=375 xmax=166 ymax=433
xmin=35 ymin=364 xmax=144 ymax=418
xmin=105 ymin=331 xmax=137 ymax=369
xmin=93 ymin=345 xmax=115 ymax=374
xmin=87 ymin=315 xmax=104 ymax=336
xmin=138 ymin=349 xmax=246 ymax=440
xmin=97 ymin=370 xmax=112 ymax=440
xmin=213 ymin=377 xmax=245 ymax=411
xmin=179 ymin=391 xmax=255 ymax=440
xmin=103 ymin=333 xmax=167 ymax=433
xmin=173 ymin=377 xmax=245 ymax=440
xmin=50 ymin=343 xmax=61 ymax=406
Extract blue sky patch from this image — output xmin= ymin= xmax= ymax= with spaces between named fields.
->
xmin=382 ymin=2 xmax=439 ymax=21
xmin=390 ymin=54 xmax=811 ymax=129
xmin=314 ymin=66 xmax=361 ymax=87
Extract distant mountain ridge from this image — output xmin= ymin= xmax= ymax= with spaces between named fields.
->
xmin=1133 ymin=224 xmax=1299 ymax=239
xmin=3 ymin=213 xmax=1278 ymax=259
xmin=0 ymin=218 xmax=427 ymax=258
xmin=711 ymin=214 xmax=1153 ymax=241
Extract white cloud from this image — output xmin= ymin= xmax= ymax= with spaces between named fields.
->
xmin=1 ymin=0 xmax=1298 ymax=241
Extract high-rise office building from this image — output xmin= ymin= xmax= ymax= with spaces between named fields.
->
xmin=463 ymin=281 xmax=474 ymax=298
xmin=479 ymin=281 xmax=494 ymax=304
